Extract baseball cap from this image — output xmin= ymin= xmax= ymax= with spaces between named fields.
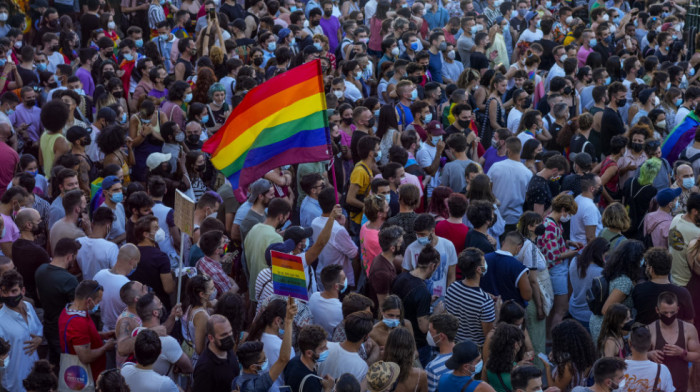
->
xmin=638 ymin=88 xmax=655 ymax=105
xmin=146 ymin=152 xmax=172 ymax=170
xmin=66 ymin=126 xmax=90 ymax=143
xmin=264 ymin=239 xmax=297 ymax=266
xmin=96 ymin=107 xmax=117 ymax=122
xmin=283 ymin=226 xmax=313 ymax=244
xmin=303 ymin=44 xmax=322 ymax=56
xmin=426 ymin=120 xmax=446 ymax=136
xmin=525 ymin=11 xmax=538 ymax=23
xmin=367 ymin=361 xmax=401 ymax=392
xmin=656 ymin=187 xmax=682 ymax=207
xmin=573 ymin=152 xmax=592 ymax=171
xmin=445 ymin=340 xmax=481 ymax=370
xmin=102 ymin=175 xmax=121 ymax=191
xmin=247 ymin=178 xmax=273 ymax=202
xmin=278 ymin=28 xmax=291 ymax=43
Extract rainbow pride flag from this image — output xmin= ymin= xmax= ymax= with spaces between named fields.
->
xmin=270 ymin=250 xmax=309 ymax=301
xmin=202 ymin=59 xmax=331 ymax=189
xmin=661 ymin=111 xmax=700 ymax=165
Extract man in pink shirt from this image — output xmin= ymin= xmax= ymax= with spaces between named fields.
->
xmin=0 ymin=122 xmax=18 ymax=196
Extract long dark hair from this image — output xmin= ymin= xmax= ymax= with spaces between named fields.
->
xmin=376 ymin=104 xmax=399 ymax=140
xmin=383 ymin=327 xmax=416 ymax=382
xmin=246 ymin=298 xmax=286 ymax=342
xmin=602 ymin=239 xmax=644 ymax=283
xmin=551 ymin=320 xmax=596 ymax=374
xmin=597 ymin=303 xmax=629 ymax=355
xmin=486 ymin=323 xmax=525 ymax=374
xmin=466 ymin=174 xmax=497 ymax=204
xmin=577 ymin=237 xmax=609 ymax=278
xmin=184 ymin=275 xmax=210 ymax=310
xmin=214 ymin=293 xmax=246 ymax=344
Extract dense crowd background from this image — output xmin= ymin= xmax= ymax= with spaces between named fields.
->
xmin=0 ymin=0 xmax=699 ymax=390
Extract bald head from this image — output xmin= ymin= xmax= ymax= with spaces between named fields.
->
xmin=186 ymin=121 xmax=202 ymax=133
xmin=118 ymin=243 xmax=140 ymax=264
xmin=0 ymin=123 xmax=11 ymax=142
xmin=206 ymin=314 xmax=231 ymax=337
xmin=0 ymin=256 xmax=14 ymax=275
xmin=15 ymin=208 xmax=39 ymax=233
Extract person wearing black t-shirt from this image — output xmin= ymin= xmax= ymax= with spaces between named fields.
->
xmin=632 ymin=248 xmax=695 ymax=325
xmin=600 ymin=82 xmax=628 ymax=156
xmin=524 ymin=155 xmax=569 ymax=215
xmin=465 ymin=200 xmax=496 ymax=254
xmin=12 ymin=208 xmax=50 ymax=306
xmin=469 ymin=31 xmax=495 ymax=74
xmin=192 ymin=315 xmax=241 ymax=392
xmin=391 ymin=243 xmax=440 ymax=367
xmin=569 ymin=113 xmax=598 ymax=164
xmin=283 ymin=325 xmax=336 ymax=392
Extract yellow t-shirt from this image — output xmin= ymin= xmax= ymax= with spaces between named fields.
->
xmin=349 ymin=162 xmax=373 ymax=224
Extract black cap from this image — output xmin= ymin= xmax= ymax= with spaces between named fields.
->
xmin=264 ymin=239 xmax=297 ymax=266
xmin=445 ymin=341 xmax=480 ymax=370
xmin=283 ymin=226 xmax=314 ymax=244
xmin=303 ymin=45 xmax=322 ymax=56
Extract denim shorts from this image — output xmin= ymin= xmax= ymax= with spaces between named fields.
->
xmin=549 ymin=260 xmax=569 ymax=296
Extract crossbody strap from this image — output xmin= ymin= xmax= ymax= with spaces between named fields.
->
xmin=460 ymin=379 xmax=475 ymax=392
xmin=63 ymin=315 xmax=82 ymax=354
xmin=652 ymin=364 xmax=661 ymax=391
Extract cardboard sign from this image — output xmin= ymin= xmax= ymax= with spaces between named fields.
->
xmin=174 ymin=189 xmax=195 ymax=236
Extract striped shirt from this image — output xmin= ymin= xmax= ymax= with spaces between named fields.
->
xmin=426 ymin=353 xmax=452 ymax=392
xmin=445 ymin=280 xmax=496 ymax=345
xmin=148 ymin=4 xmax=166 ymax=29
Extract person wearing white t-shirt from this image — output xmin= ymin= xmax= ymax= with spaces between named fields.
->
xmin=121 ymin=329 xmax=180 ymax=392
xmin=317 ymin=311 xmax=373 ymax=389
xmin=487 ymin=136 xmax=533 ymax=229
xmin=402 ymin=214 xmax=457 ymax=298
xmin=507 ymin=89 xmax=528 ymax=135
xmin=94 ymin=244 xmax=141 ymax=332
xmin=76 ymin=207 xmax=120 ymax=280
xmin=622 ymin=326 xmax=675 ymax=392
xmin=417 ymin=121 xmax=447 ymax=198
xmin=516 ymin=11 xmax=543 ymax=44
xmin=570 ymin=174 xmax=603 ymax=246
xmin=134 ymin=293 xmax=192 ymax=378
xmin=308 ymin=264 xmax=346 ymax=337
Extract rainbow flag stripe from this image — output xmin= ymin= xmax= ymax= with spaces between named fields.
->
xmin=270 ymin=250 xmax=309 ymax=301
xmin=202 ymin=60 xmax=331 ymax=189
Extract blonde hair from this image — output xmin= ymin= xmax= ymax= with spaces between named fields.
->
xmin=364 ymin=194 xmax=388 ymax=222
xmin=602 ymin=202 xmax=631 ymax=232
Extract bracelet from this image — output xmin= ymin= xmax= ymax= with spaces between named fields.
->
xmin=683 ymin=349 xmax=688 ymax=359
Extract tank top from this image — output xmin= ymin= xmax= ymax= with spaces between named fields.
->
xmin=182 ymin=306 xmax=208 ymax=366
xmin=176 ymin=57 xmax=194 ymax=80
xmin=115 ymin=310 xmax=142 ymax=367
xmin=40 ymin=132 xmax=66 ymax=178
xmin=655 ymin=320 xmax=688 ymax=392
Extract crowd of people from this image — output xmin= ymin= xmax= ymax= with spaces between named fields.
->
xmin=0 ymin=0 xmax=699 ymax=390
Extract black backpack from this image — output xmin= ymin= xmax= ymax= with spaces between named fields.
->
xmin=586 ymin=275 xmax=609 ymax=316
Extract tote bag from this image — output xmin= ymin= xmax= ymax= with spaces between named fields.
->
xmin=58 ymin=315 xmax=95 ymax=392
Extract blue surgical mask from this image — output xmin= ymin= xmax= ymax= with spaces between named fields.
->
xmin=123 ymin=53 xmax=134 ymax=61
xmin=417 ymin=236 xmax=430 ymax=246
xmin=0 ymin=59 xmax=6 ymax=67
xmin=268 ymin=42 xmax=277 ymax=52
xmin=1 ymin=355 xmax=8 ymax=369
xmin=290 ymin=5 xmax=297 ymax=11
xmin=26 ymin=170 xmax=37 ymax=178
xmin=375 ymin=149 xmax=383 ymax=162
xmin=6 ymin=109 xmax=13 ymax=117
xmin=120 ymin=112 xmax=128 ymax=124
xmin=424 ymin=113 xmax=433 ymax=123
xmin=473 ymin=359 xmax=483 ymax=375
xmin=160 ymin=33 xmax=169 ymax=41
xmin=175 ymin=132 xmax=185 ymax=142
xmin=667 ymin=82 xmax=671 ymax=90
xmin=410 ymin=41 xmax=419 ymax=51
xmin=410 ymin=89 xmax=418 ymax=100
xmin=36 ymin=63 xmax=47 ymax=72
xmin=431 ymin=135 xmax=442 ymax=145
xmin=385 ymin=194 xmax=391 ymax=204
xmin=317 ymin=349 xmax=329 ymax=363
xmin=605 ymin=76 xmax=611 ymax=84
xmin=135 ymin=38 xmax=143 ymax=48
xmin=127 ymin=267 xmax=136 ymax=277
xmin=339 ymin=277 xmax=348 ymax=293
xmin=110 ymin=192 xmax=123 ymax=203
xmin=676 ymin=98 xmax=683 ymax=107
xmin=201 ymin=115 xmax=210 ymax=124
xmin=314 ymin=42 xmax=323 ymax=50
xmin=383 ymin=318 xmax=400 ymax=328
xmin=374 ymin=109 xmax=380 ymax=117
xmin=691 ymin=68 xmax=696 ymax=76
xmin=184 ymin=93 xmax=193 ymax=103
xmin=89 ymin=303 xmax=100 ymax=314
xmin=54 ymin=74 xmax=62 ymax=87
xmin=590 ymin=38 xmax=597 ymax=47
xmin=355 ymin=72 xmax=362 ymax=80
xmin=683 ymin=177 xmax=695 ymax=189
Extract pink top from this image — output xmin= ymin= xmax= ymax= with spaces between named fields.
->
xmin=360 ymin=222 xmax=381 ymax=275
xmin=369 ymin=17 xmax=384 ymax=52
xmin=577 ymin=46 xmax=594 ymax=68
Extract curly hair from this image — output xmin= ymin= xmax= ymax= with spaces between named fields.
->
xmin=602 ymin=239 xmax=644 ymax=282
xmin=427 ymin=186 xmax=452 ymax=220
xmin=602 ymin=202 xmax=631 ymax=232
xmin=486 ymin=323 xmax=525 ymax=374
xmin=550 ymin=319 xmax=596 ymax=374
xmin=192 ymin=66 xmax=217 ymax=104
xmin=383 ymin=327 xmax=416 ymax=382
xmin=551 ymin=193 xmax=578 ymax=215
xmin=97 ymin=124 xmax=126 ymax=155
xmin=22 ymin=360 xmax=57 ymax=392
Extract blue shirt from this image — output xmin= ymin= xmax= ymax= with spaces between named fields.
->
xmin=481 ymin=250 xmax=529 ymax=307
xmin=438 ymin=374 xmax=481 ymax=392
xmin=426 ymin=353 xmax=452 ymax=392
xmin=152 ymin=36 xmax=175 ymax=73
xmin=300 ymin=196 xmax=323 ymax=229
xmin=424 ymin=7 xmax=449 ymax=30
xmin=0 ymin=301 xmax=43 ymax=392
xmin=396 ymin=102 xmax=414 ymax=126
xmin=428 ymin=50 xmax=444 ymax=84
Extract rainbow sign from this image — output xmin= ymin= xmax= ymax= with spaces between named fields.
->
xmin=270 ymin=250 xmax=309 ymax=301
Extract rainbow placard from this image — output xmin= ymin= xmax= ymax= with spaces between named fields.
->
xmin=270 ymin=250 xmax=309 ymax=301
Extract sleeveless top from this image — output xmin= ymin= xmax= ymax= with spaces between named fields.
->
xmin=655 ymin=319 xmax=688 ymax=391
xmin=181 ymin=306 xmax=208 ymax=365
xmin=108 ymin=150 xmax=132 ymax=184
xmin=176 ymin=57 xmax=194 ymax=80
xmin=115 ymin=310 xmax=142 ymax=367
xmin=40 ymin=132 xmax=65 ymax=177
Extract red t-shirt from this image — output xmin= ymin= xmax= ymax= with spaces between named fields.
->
xmin=58 ymin=308 xmax=106 ymax=382
xmin=436 ymin=220 xmax=469 ymax=279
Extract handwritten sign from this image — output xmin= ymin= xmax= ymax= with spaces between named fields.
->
xmin=174 ymin=189 xmax=195 ymax=236
xmin=270 ymin=250 xmax=309 ymax=301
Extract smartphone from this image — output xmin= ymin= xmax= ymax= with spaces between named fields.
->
xmin=208 ymin=8 xmax=216 ymax=19
xmin=538 ymin=352 xmax=552 ymax=366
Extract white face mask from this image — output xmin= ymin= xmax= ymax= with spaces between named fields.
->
xmin=559 ymin=213 xmax=571 ymax=223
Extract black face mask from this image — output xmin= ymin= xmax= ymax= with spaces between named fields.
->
xmin=458 ymin=119 xmax=469 ymax=128
xmin=616 ymin=98 xmax=627 ymax=107
xmin=196 ymin=164 xmax=206 ymax=172
xmin=25 ymin=99 xmax=36 ymax=107
xmin=188 ymin=134 xmax=200 ymax=144
xmin=522 ymin=97 xmax=532 ymax=108
xmin=0 ymin=293 xmax=22 ymax=308
xmin=51 ymin=44 xmax=60 ymax=52
xmin=622 ymin=319 xmax=635 ymax=332
xmin=563 ymin=86 xmax=572 ymax=95
xmin=342 ymin=117 xmax=353 ymax=125
xmin=217 ymin=335 xmax=235 ymax=351
xmin=659 ymin=313 xmax=677 ymax=326
xmin=253 ymin=57 xmax=263 ymax=66
xmin=81 ymin=136 xmax=92 ymax=147
xmin=31 ymin=223 xmax=42 ymax=235
xmin=159 ymin=307 xmax=168 ymax=324
xmin=112 ymin=91 xmax=123 ymax=99
xmin=323 ymin=9 xmax=332 ymax=16
xmin=310 ymin=19 xmax=320 ymax=26
xmin=630 ymin=142 xmax=643 ymax=152
xmin=367 ymin=117 xmax=376 ymax=128
xmin=534 ymin=223 xmax=546 ymax=236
